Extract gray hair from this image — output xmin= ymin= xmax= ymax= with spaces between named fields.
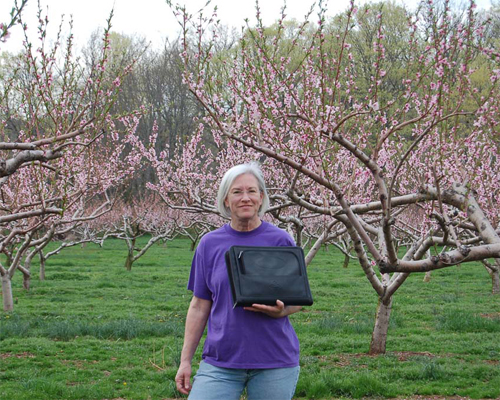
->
xmin=216 ymin=162 xmax=270 ymax=219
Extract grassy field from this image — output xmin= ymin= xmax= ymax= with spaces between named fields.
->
xmin=1 ymin=237 xmax=500 ymax=399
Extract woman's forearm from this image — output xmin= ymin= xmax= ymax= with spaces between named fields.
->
xmin=284 ymin=305 xmax=302 ymax=316
xmin=180 ymin=296 xmax=212 ymax=364
xmin=244 ymin=301 xmax=303 ymax=318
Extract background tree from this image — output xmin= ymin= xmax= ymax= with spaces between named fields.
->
xmin=89 ymin=194 xmax=179 ymax=271
xmin=82 ymin=31 xmax=206 ymax=196
xmin=0 ymin=4 xmax=144 ymax=311
xmin=0 ymin=0 xmax=27 ymax=45
xmin=173 ymin=0 xmax=500 ymax=355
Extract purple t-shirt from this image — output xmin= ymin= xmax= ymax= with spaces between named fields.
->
xmin=187 ymin=221 xmax=300 ymax=369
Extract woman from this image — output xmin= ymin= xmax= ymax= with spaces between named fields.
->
xmin=175 ymin=162 xmax=302 ymax=400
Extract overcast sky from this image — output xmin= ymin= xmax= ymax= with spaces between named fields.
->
xmin=0 ymin=0 xmax=493 ymax=54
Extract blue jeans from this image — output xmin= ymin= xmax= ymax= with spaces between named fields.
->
xmin=188 ymin=360 xmax=300 ymax=400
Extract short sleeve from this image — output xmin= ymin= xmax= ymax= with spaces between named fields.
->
xmin=285 ymin=233 xmax=296 ymax=247
xmin=279 ymin=229 xmax=296 ymax=247
xmin=187 ymin=242 xmax=212 ymax=301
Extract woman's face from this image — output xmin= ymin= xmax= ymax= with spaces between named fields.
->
xmin=225 ymin=173 xmax=263 ymax=223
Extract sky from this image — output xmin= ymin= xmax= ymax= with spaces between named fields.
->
xmin=0 ymin=0 xmax=494 ymax=54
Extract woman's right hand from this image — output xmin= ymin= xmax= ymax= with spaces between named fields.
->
xmin=175 ymin=296 xmax=211 ymax=395
xmin=175 ymin=361 xmax=192 ymax=395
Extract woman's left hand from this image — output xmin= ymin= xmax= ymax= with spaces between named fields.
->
xmin=244 ymin=300 xmax=287 ymax=318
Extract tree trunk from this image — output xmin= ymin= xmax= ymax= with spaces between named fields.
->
xmin=305 ymin=237 xmax=325 ymax=266
xmin=22 ymin=260 xmax=31 ymax=290
xmin=22 ymin=273 xmax=30 ymax=291
xmin=124 ymin=252 xmax=134 ymax=271
xmin=343 ymin=253 xmax=350 ymax=269
xmin=482 ymin=260 xmax=500 ymax=295
xmin=491 ymin=260 xmax=500 ymax=295
xmin=492 ymin=269 xmax=499 ymax=295
xmin=39 ymin=256 xmax=46 ymax=281
xmin=369 ymin=296 xmax=392 ymax=355
xmin=124 ymin=237 xmax=136 ymax=271
xmin=2 ymin=274 xmax=14 ymax=312
xmin=295 ymin=224 xmax=303 ymax=247
xmin=423 ymin=271 xmax=432 ymax=282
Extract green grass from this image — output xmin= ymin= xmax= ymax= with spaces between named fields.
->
xmin=1 ymin=238 xmax=500 ymax=399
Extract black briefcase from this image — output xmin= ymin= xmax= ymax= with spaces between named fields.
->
xmin=225 ymin=246 xmax=314 ymax=307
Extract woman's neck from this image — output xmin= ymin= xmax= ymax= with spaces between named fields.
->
xmin=230 ymin=218 xmax=262 ymax=232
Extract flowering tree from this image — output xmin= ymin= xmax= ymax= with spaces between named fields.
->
xmin=85 ymin=195 xmax=181 ymax=270
xmin=0 ymin=107 xmax=143 ymax=310
xmin=24 ymin=193 xmax=117 ymax=284
xmin=143 ymin=117 xmax=322 ymax=248
xmin=0 ymin=0 xmax=27 ymax=45
xmin=0 ymin=4 xmax=144 ymax=311
xmin=173 ymin=0 xmax=500 ymax=354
